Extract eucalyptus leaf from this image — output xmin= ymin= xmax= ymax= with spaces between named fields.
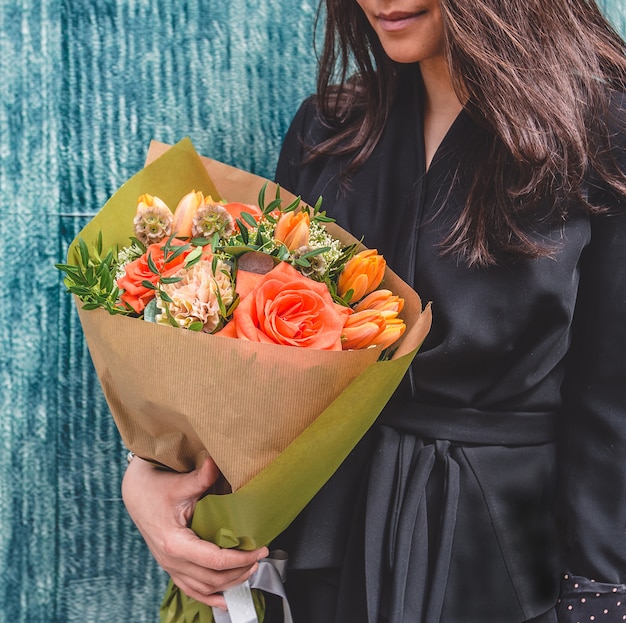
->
xmin=144 ymin=298 xmax=158 ymax=323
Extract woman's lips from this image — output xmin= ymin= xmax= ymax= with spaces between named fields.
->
xmin=377 ymin=11 xmax=427 ymax=32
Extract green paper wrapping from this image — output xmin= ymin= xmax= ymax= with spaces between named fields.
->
xmin=66 ymin=138 xmax=432 ymax=622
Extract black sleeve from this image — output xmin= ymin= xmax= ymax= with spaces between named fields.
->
xmin=275 ymin=96 xmax=317 ymax=195
xmin=557 ymin=95 xmax=626 ymax=621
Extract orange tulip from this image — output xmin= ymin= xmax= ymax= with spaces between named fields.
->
xmin=274 ymin=211 xmax=310 ymax=250
xmin=341 ymin=309 xmax=386 ymax=350
xmin=353 ymin=289 xmax=404 ymax=317
xmin=337 ymin=249 xmax=386 ymax=303
xmin=172 ymin=190 xmax=204 ymax=238
xmin=375 ymin=317 xmax=407 ymax=350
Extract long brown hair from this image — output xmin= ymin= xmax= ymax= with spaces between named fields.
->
xmin=313 ymin=0 xmax=626 ymax=266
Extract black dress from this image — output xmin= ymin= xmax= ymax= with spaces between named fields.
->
xmin=270 ymin=75 xmax=626 ymax=623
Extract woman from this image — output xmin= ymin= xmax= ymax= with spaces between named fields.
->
xmin=122 ymin=0 xmax=626 ymax=621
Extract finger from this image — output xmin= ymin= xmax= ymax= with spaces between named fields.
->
xmin=160 ymin=529 xmax=268 ymax=571
xmin=171 ymin=576 xmax=228 ymax=609
xmin=167 ymin=557 xmax=260 ymax=591
xmin=171 ymin=561 xmax=259 ymax=604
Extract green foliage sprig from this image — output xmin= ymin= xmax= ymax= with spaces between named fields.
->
xmin=55 ymin=233 xmax=135 ymax=315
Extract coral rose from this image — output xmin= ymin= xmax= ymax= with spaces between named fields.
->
xmin=117 ymin=240 xmax=189 ymax=314
xmin=223 ymin=202 xmax=263 ymax=223
xmin=231 ymin=261 xmax=350 ymax=350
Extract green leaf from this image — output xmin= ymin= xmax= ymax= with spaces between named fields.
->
xmin=258 ymin=182 xmax=268 ymax=212
xmin=141 ymin=280 xmax=158 ymax=290
xmin=147 ymin=252 xmax=159 ymax=275
xmin=160 ymin=290 xmax=174 ymax=304
xmin=78 ymin=238 xmax=90 ymax=268
xmin=190 ymin=237 xmax=212 ymax=247
xmin=166 ymin=243 xmax=191 ymax=263
xmin=266 ymin=198 xmax=283 ymax=214
xmin=283 ymin=197 xmax=300 ymax=213
xmin=160 ymin=276 xmax=183 ymax=285
xmin=96 ymin=231 xmax=104 ymax=255
xmin=187 ymin=321 xmax=204 ymax=332
xmin=236 ymin=220 xmax=249 ymax=244
xmin=241 ymin=211 xmax=258 ymax=228
xmin=184 ymin=246 xmax=203 ymax=268
xmin=300 ymin=246 xmax=330 ymax=259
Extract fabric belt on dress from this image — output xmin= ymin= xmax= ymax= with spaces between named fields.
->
xmin=380 ymin=401 xmax=558 ymax=445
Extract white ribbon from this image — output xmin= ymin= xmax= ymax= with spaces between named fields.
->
xmin=212 ymin=552 xmax=292 ymax=623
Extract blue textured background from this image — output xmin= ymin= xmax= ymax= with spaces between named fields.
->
xmin=0 ymin=2 xmax=623 ymax=621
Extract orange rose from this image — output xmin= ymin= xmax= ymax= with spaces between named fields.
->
xmin=230 ymin=261 xmax=350 ymax=350
xmin=117 ymin=240 xmax=189 ymax=313
xmin=274 ymin=211 xmax=310 ymax=250
xmin=337 ymin=249 xmax=386 ymax=303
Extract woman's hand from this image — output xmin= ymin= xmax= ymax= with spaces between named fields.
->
xmin=121 ymin=455 xmax=268 ymax=609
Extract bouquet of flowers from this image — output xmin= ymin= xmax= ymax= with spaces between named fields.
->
xmin=57 ymin=138 xmax=432 ymax=622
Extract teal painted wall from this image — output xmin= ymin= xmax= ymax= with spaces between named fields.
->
xmin=0 ymin=1 xmax=623 ymax=621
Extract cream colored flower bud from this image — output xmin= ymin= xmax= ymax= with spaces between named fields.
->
xmin=192 ymin=202 xmax=236 ymax=239
xmin=133 ymin=194 xmax=174 ymax=246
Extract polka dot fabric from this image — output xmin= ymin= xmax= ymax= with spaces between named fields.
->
xmin=557 ymin=575 xmax=626 ymax=623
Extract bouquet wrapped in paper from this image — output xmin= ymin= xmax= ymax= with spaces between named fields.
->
xmin=58 ymin=138 xmax=432 ymax=622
